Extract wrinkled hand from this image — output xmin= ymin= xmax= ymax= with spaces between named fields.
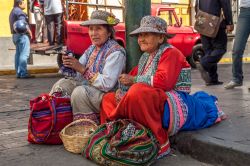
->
xmin=119 ymin=74 xmax=134 ymax=86
xmin=62 ymin=55 xmax=85 ymax=74
xmin=29 ymin=33 xmax=33 ymax=41
xmin=115 ymin=89 xmax=126 ymax=104
xmin=226 ymin=25 xmax=234 ymax=33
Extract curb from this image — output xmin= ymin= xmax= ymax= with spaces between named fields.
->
xmin=171 ymin=132 xmax=250 ymax=166
xmin=219 ymin=57 xmax=250 ymax=64
xmin=0 ymin=66 xmax=59 ymax=76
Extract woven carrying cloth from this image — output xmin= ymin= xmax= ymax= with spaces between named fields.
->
xmin=82 ymin=119 xmax=159 ymax=166
xmin=165 ymin=90 xmax=188 ymax=136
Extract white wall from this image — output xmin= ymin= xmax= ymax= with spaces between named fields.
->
xmin=87 ymin=0 xmax=124 ymax=22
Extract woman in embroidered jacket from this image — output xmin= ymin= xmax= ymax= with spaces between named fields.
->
xmin=101 ymin=16 xmax=225 ymax=158
xmin=50 ymin=10 xmax=126 ymax=120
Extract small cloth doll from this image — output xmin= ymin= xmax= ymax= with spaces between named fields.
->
xmin=58 ymin=50 xmax=77 ymax=78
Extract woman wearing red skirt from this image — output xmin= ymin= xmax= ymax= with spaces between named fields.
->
xmin=101 ymin=15 xmax=191 ymax=157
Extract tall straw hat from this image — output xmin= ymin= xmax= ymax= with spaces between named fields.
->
xmin=130 ymin=15 xmax=175 ymax=38
xmin=80 ymin=10 xmax=120 ymax=27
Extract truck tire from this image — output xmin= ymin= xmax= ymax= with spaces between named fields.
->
xmin=117 ymin=40 xmax=125 ymax=47
xmin=187 ymin=43 xmax=204 ymax=68
xmin=57 ymin=53 xmax=63 ymax=68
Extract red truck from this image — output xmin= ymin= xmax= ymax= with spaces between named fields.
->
xmin=30 ymin=2 xmax=204 ymax=68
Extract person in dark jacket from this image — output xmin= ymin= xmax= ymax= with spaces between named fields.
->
xmin=9 ymin=0 xmax=34 ymax=78
xmin=195 ymin=0 xmax=234 ymax=86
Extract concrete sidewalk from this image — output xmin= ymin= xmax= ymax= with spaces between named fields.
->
xmin=0 ymin=64 xmax=249 ymax=166
xmin=172 ymin=64 xmax=250 ymax=166
xmin=0 ymin=37 xmax=58 ymax=75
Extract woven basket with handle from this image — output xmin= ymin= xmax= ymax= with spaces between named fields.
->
xmin=60 ymin=119 xmax=98 ymax=154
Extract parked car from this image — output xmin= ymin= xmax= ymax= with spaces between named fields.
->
xmin=29 ymin=2 xmax=204 ymax=68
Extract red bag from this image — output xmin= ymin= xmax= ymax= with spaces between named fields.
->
xmin=28 ymin=93 xmax=73 ymax=144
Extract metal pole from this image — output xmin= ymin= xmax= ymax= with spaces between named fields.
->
xmin=96 ymin=0 xmax=99 ymax=10
xmin=125 ymin=0 xmax=151 ymax=72
xmin=66 ymin=0 xmax=69 ymax=20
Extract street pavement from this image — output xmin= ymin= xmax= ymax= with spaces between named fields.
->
xmin=0 ymin=64 xmax=249 ymax=166
xmin=173 ymin=64 xmax=250 ymax=166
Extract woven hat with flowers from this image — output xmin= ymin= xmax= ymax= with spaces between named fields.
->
xmin=80 ymin=10 xmax=119 ymax=27
xmin=130 ymin=15 xmax=175 ymax=38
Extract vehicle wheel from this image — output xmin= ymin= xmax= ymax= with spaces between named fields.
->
xmin=57 ymin=53 xmax=63 ymax=68
xmin=187 ymin=43 xmax=204 ymax=68
xmin=117 ymin=40 xmax=125 ymax=47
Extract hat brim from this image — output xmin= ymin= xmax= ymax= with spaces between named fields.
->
xmin=80 ymin=19 xmax=119 ymax=27
xmin=129 ymin=27 xmax=175 ymax=38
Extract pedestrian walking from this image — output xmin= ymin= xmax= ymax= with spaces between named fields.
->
xmin=224 ymin=0 xmax=250 ymax=89
xmin=29 ymin=0 xmax=47 ymax=43
xmin=195 ymin=0 xmax=234 ymax=86
xmin=40 ymin=0 xmax=63 ymax=46
xmin=9 ymin=0 xmax=34 ymax=78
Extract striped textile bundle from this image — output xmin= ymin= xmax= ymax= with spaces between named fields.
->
xmin=165 ymin=90 xmax=188 ymax=136
xmin=82 ymin=119 xmax=159 ymax=166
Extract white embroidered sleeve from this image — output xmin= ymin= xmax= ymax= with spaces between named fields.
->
xmin=91 ymin=51 xmax=126 ymax=92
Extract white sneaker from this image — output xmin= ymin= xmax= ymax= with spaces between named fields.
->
xmin=224 ymin=81 xmax=242 ymax=89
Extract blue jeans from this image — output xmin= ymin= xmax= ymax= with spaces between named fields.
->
xmin=232 ymin=8 xmax=250 ymax=84
xmin=12 ymin=34 xmax=30 ymax=77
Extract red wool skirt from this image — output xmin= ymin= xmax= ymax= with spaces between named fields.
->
xmin=101 ymin=83 xmax=170 ymax=155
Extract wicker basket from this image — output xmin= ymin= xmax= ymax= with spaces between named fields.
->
xmin=60 ymin=118 xmax=98 ymax=154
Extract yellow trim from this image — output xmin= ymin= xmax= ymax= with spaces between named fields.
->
xmin=219 ymin=57 xmax=250 ymax=63
xmin=89 ymin=72 xmax=99 ymax=84
xmin=0 ymin=66 xmax=59 ymax=76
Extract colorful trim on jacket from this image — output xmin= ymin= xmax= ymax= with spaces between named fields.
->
xmin=83 ymin=39 xmax=125 ymax=81
xmin=174 ymin=67 xmax=192 ymax=93
xmin=136 ymin=43 xmax=172 ymax=84
xmin=165 ymin=90 xmax=188 ymax=136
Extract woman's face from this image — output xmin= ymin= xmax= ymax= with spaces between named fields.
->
xmin=88 ymin=25 xmax=111 ymax=48
xmin=138 ymin=32 xmax=164 ymax=54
